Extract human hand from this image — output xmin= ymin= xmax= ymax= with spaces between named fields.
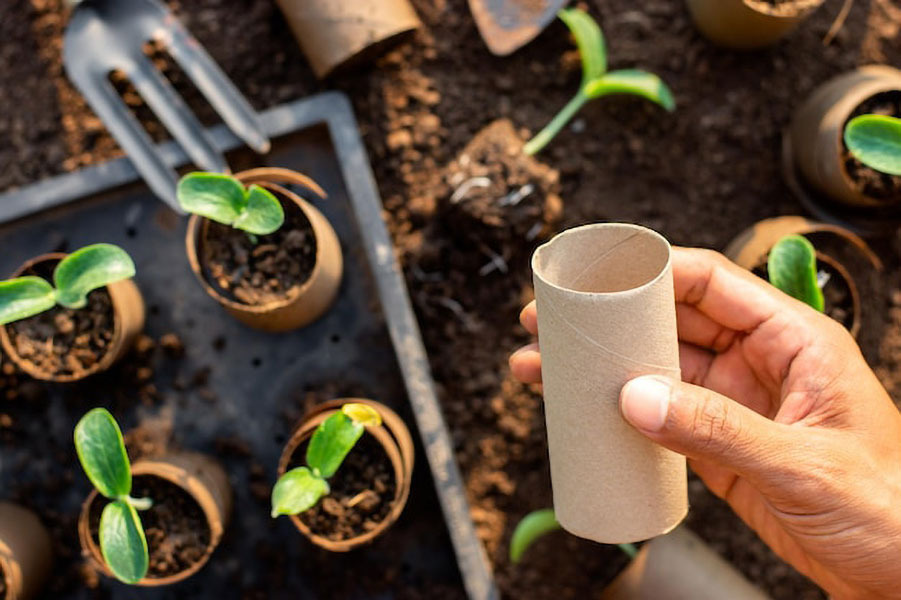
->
xmin=510 ymin=246 xmax=901 ymax=600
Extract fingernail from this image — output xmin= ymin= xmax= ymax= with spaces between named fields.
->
xmin=621 ymin=376 xmax=671 ymax=432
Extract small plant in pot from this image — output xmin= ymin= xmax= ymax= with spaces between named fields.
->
xmin=0 ymin=244 xmax=144 ymax=382
xmin=75 ymin=408 xmax=232 ymax=585
xmin=272 ymin=399 xmax=414 ymax=551
xmin=181 ymin=167 xmax=343 ymax=332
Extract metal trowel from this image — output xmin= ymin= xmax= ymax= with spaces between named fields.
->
xmin=467 ymin=0 xmax=568 ymax=55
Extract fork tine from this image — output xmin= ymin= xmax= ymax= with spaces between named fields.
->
xmin=126 ymin=51 xmax=228 ymax=174
xmin=163 ymin=24 xmax=271 ymax=154
xmin=65 ymin=61 xmax=183 ymax=212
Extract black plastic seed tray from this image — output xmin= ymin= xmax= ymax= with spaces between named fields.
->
xmin=0 ymin=93 xmax=499 ymax=600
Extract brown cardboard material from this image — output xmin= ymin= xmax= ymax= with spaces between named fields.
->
xmin=685 ymin=0 xmax=823 ymax=49
xmin=78 ymin=451 xmax=232 ymax=586
xmin=0 ymin=503 xmax=52 ymax=600
xmin=275 ymin=0 xmax=420 ymax=78
xmin=0 ymin=253 xmax=145 ymax=383
xmin=531 ymin=223 xmax=687 ymax=543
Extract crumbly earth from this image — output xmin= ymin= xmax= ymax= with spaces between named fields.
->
xmin=7 ymin=0 xmax=901 ymax=598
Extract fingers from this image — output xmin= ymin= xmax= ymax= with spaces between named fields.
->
xmin=620 ymin=375 xmax=793 ymax=487
xmin=520 ymin=301 xmax=537 ymax=335
xmin=510 ymin=343 xmax=542 ymax=383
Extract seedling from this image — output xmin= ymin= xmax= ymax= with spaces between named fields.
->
xmin=844 ymin=114 xmax=901 ymax=176
xmin=523 ymin=8 xmax=675 ymax=156
xmin=177 ymin=172 xmax=284 ymax=236
xmin=74 ymin=408 xmax=151 ymax=584
xmin=768 ymin=235 xmax=825 ymax=312
xmin=509 ymin=508 xmax=637 ymax=563
xmin=0 ymin=244 xmax=135 ymax=326
xmin=271 ymin=403 xmax=383 ymax=518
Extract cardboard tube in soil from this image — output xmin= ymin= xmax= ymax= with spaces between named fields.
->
xmin=275 ymin=0 xmax=420 ymax=78
xmin=790 ymin=65 xmax=901 ymax=208
xmin=600 ymin=526 xmax=771 ymax=600
xmin=532 ymin=223 xmax=687 ymax=543
xmin=0 ymin=503 xmax=52 ymax=600
xmin=685 ymin=0 xmax=823 ymax=49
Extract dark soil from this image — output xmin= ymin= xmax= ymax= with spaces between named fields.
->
xmin=87 ymin=474 xmax=211 ymax=579
xmin=5 ymin=260 xmax=115 ymax=378
xmin=201 ymin=191 xmax=317 ymax=306
xmin=844 ymin=90 xmax=901 ymax=203
xmin=288 ymin=432 xmax=397 ymax=542
xmin=7 ymin=0 xmax=901 ymax=598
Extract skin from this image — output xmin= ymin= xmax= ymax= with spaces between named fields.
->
xmin=509 ymin=247 xmax=901 ymax=600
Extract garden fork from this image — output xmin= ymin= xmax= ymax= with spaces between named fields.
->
xmin=63 ymin=0 xmax=270 ymax=212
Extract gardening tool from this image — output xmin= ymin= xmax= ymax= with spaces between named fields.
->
xmin=62 ymin=0 xmax=270 ymax=212
xmin=467 ymin=0 xmax=568 ymax=55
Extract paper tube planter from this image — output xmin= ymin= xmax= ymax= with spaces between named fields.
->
xmin=531 ymin=223 xmax=687 ymax=543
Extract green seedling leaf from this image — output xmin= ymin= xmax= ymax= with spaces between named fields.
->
xmin=558 ymin=8 xmax=606 ymax=84
xmin=341 ymin=403 xmax=382 ymax=427
xmin=768 ymin=235 xmax=825 ymax=313
xmin=270 ymin=466 xmax=330 ymax=517
xmin=306 ymin=411 xmax=365 ymax=479
xmin=74 ymin=408 xmax=132 ymax=500
xmin=177 ymin=172 xmax=286 ymax=235
xmin=844 ymin=114 xmax=901 ymax=176
xmin=584 ymin=69 xmax=676 ymax=112
xmin=510 ymin=508 xmax=561 ymax=563
xmin=54 ymin=244 xmax=136 ymax=309
xmin=231 ymin=185 xmax=285 ymax=235
xmin=100 ymin=500 xmax=149 ymax=584
xmin=0 ymin=277 xmax=57 ymax=326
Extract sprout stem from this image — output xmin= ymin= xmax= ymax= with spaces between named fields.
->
xmin=524 ymin=92 xmax=588 ymax=156
xmin=127 ymin=496 xmax=154 ymax=511
xmin=618 ymin=542 xmax=638 ymax=558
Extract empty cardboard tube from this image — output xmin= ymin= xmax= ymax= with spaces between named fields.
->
xmin=277 ymin=398 xmax=414 ymax=552
xmin=78 ymin=451 xmax=232 ymax=586
xmin=186 ymin=168 xmax=343 ymax=333
xmin=685 ymin=0 xmax=824 ymax=49
xmin=0 ymin=253 xmax=145 ymax=383
xmin=0 ymin=503 xmax=52 ymax=600
xmin=600 ymin=526 xmax=771 ymax=600
xmin=532 ymin=223 xmax=687 ymax=544
xmin=275 ymin=0 xmax=421 ymax=78
xmin=790 ymin=65 xmax=901 ymax=208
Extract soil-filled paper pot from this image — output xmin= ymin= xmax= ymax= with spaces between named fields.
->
xmin=0 ymin=503 xmax=52 ymax=600
xmin=685 ymin=0 xmax=823 ymax=49
xmin=531 ymin=223 xmax=687 ymax=543
xmin=186 ymin=168 xmax=343 ymax=332
xmin=0 ymin=253 xmax=144 ymax=383
xmin=277 ymin=398 xmax=414 ymax=552
xmin=275 ymin=0 xmax=420 ymax=78
xmin=78 ymin=451 xmax=232 ymax=586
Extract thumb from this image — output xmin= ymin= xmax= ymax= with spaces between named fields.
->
xmin=620 ymin=375 xmax=789 ymax=483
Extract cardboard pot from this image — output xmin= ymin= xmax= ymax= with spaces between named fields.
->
xmin=724 ymin=215 xmax=882 ymax=339
xmin=277 ymin=398 xmax=414 ymax=552
xmin=275 ymin=0 xmax=420 ymax=78
xmin=0 ymin=503 xmax=52 ymax=600
xmin=531 ymin=223 xmax=687 ymax=544
xmin=186 ymin=167 xmax=343 ymax=332
xmin=789 ymin=65 xmax=901 ymax=209
xmin=685 ymin=0 xmax=823 ymax=49
xmin=78 ymin=451 xmax=232 ymax=586
xmin=600 ymin=526 xmax=770 ymax=600
xmin=0 ymin=253 xmax=144 ymax=383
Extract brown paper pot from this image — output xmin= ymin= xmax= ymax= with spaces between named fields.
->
xmin=275 ymin=0 xmax=421 ymax=78
xmin=0 ymin=503 xmax=52 ymax=600
xmin=531 ymin=223 xmax=687 ymax=544
xmin=600 ymin=526 xmax=771 ymax=600
xmin=78 ymin=452 xmax=232 ymax=586
xmin=790 ymin=65 xmax=901 ymax=208
xmin=0 ymin=253 xmax=145 ymax=383
xmin=277 ymin=398 xmax=414 ymax=552
xmin=685 ymin=0 xmax=823 ymax=49
xmin=186 ymin=168 xmax=343 ymax=332
xmin=724 ymin=215 xmax=882 ymax=338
